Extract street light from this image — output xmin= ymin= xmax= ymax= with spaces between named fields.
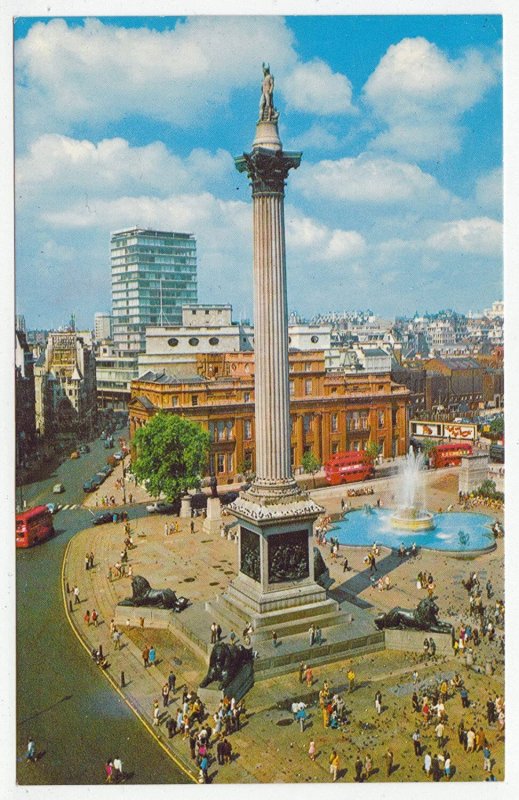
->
xmin=122 ymin=459 xmax=126 ymax=504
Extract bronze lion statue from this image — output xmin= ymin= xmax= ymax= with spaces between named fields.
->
xmin=374 ymin=597 xmax=453 ymax=635
xmin=118 ymin=575 xmax=189 ymax=611
xmin=200 ymin=641 xmax=254 ymax=690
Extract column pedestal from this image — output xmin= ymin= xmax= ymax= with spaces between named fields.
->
xmin=203 ymin=497 xmax=222 ymax=535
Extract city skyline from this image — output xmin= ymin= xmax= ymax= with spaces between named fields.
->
xmin=14 ymin=15 xmax=502 ymax=329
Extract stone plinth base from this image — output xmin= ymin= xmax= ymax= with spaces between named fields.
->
xmin=384 ymin=628 xmax=454 ymax=656
xmin=198 ymin=662 xmax=254 ymax=714
xmin=203 ymin=497 xmax=222 ymax=535
xmin=459 ymin=454 xmax=490 ymax=494
xmin=180 ymin=496 xmax=192 ymax=518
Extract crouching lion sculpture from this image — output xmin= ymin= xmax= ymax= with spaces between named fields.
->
xmin=118 ymin=575 xmax=189 ymax=611
xmin=200 ymin=641 xmax=254 ymax=690
xmin=374 ymin=597 xmax=453 ymax=635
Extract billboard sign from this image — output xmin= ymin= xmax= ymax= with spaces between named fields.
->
xmin=410 ymin=420 xmax=477 ymax=441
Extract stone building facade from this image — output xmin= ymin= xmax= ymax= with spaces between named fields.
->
xmin=129 ymin=350 xmax=410 ymax=483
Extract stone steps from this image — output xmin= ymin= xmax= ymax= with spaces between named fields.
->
xmin=206 ymin=595 xmax=346 ymax=641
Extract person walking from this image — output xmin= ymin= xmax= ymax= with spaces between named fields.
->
xmin=149 ymin=645 xmax=156 ymax=666
xmin=153 ymin=701 xmax=160 ymax=726
xmin=89 ymin=551 xmax=94 ymax=569
xmin=347 ymin=668 xmax=355 ymax=692
xmin=296 ymin=706 xmax=307 ymax=733
xmin=112 ymin=756 xmax=123 ymax=782
xmin=168 ymin=670 xmax=176 ymax=694
xmin=444 ymin=752 xmax=452 ymax=780
xmin=271 ymin=630 xmax=278 ymax=648
xmin=162 ymin=682 xmax=170 ymax=708
xmin=375 ymin=690 xmax=382 ymax=715
xmin=384 ymin=748 xmax=394 ymax=778
xmin=26 ymin=737 xmax=37 ymax=763
xmin=113 ymin=628 xmax=121 ymax=650
xmin=435 ymin=720 xmax=445 ymax=749
xmin=329 ymin=749 xmax=340 ymax=781
xmin=308 ymin=624 xmax=315 ymax=646
xmin=85 ymin=553 xmax=90 ymax=571
xmin=73 ymin=585 xmax=80 ymax=605
xmin=343 ymin=557 xmax=349 ymax=572
xmin=354 ymin=753 xmax=363 ymax=782
xmin=142 ymin=645 xmax=150 ymax=668
xmin=84 ymin=609 xmax=91 ymax=626
xmin=412 ymin=729 xmax=422 ymax=756
xmin=210 ymin=622 xmax=217 ymax=644
xmin=424 ymin=751 xmax=432 ymax=778
xmin=216 ymin=623 xmax=222 ymax=641
xmin=305 ymin=665 xmax=313 ymax=687
xmin=315 ymin=626 xmax=322 ymax=645
xmin=308 ymin=740 xmax=316 ymax=761
xmin=299 ymin=662 xmax=305 ymax=684
xmin=483 ymin=744 xmax=492 ymax=773
xmin=364 ymin=753 xmax=373 ymax=780
xmin=91 ymin=608 xmax=98 ymax=627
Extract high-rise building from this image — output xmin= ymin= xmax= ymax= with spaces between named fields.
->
xmin=111 ymin=227 xmax=197 ymax=356
xmin=94 ymin=312 xmax=112 ymax=341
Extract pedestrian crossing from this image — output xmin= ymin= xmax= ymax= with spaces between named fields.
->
xmin=60 ymin=503 xmax=80 ymax=511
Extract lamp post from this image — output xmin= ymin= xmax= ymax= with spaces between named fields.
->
xmin=122 ymin=459 xmax=126 ymax=504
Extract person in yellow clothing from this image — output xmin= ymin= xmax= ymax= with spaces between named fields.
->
xmin=329 ymin=749 xmax=340 ymax=781
xmin=347 ymin=668 xmax=356 ymax=692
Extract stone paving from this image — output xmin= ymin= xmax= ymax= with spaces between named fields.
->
xmin=62 ymin=464 xmax=505 ymax=783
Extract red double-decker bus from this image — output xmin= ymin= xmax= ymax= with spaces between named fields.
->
xmin=16 ymin=505 xmax=55 ymax=548
xmin=324 ymin=450 xmax=375 ymax=485
xmin=430 ymin=442 xmax=473 ymax=469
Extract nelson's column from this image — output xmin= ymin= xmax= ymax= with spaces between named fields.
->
xmin=220 ymin=65 xmax=341 ymax=629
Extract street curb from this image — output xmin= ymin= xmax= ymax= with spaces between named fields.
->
xmin=61 ymin=536 xmax=197 ymax=784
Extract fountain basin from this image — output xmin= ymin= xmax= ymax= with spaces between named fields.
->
xmin=390 ymin=509 xmax=435 ymax=531
xmin=333 ymin=509 xmax=497 ymax=554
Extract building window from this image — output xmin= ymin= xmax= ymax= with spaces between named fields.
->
xmin=217 ymin=421 xmax=226 ymax=441
xmin=305 ymin=361 xmax=312 ymax=372
xmin=244 ymin=419 xmax=252 ymax=440
xmin=304 ymin=379 xmax=312 ymax=395
xmin=217 ymin=453 xmax=225 ymax=473
xmin=244 ymin=391 xmax=251 ymax=403
xmin=332 ymin=442 xmax=339 ymax=454
xmin=167 ymin=337 xmax=179 ymax=347
xmin=353 ymin=440 xmax=360 ymax=451
xmin=331 ymin=413 xmax=338 ymax=433
xmin=244 ymin=450 xmax=252 ymax=470
xmin=227 ymin=453 xmax=233 ymax=472
xmin=378 ymin=438 xmax=385 ymax=457
xmin=289 ymin=380 xmax=295 ymax=396
xmin=191 ymin=395 xmax=198 ymax=406
xmin=303 ymin=414 xmax=312 ymax=434
xmin=209 ymin=337 xmax=219 ymax=346
xmin=188 ymin=337 xmax=199 ymax=346
xmin=378 ymin=410 xmax=385 ymax=428
xmin=172 ymin=396 xmax=179 ymax=407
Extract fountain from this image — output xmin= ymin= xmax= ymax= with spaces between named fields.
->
xmin=390 ymin=448 xmax=435 ymax=531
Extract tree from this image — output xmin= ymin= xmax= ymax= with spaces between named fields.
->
xmin=421 ymin=438 xmax=436 ymax=457
xmin=489 ymin=415 xmax=504 ymax=436
xmin=132 ymin=412 xmax=210 ymax=502
xmin=365 ymin=441 xmax=380 ymax=463
xmin=301 ymin=450 xmax=321 ymax=487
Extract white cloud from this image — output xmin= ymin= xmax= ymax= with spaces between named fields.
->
xmin=15 ymin=17 xmax=298 ymax=137
xmin=16 ymin=134 xmax=232 ymax=206
xmin=425 ymin=217 xmax=502 ymax=257
xmin=363 ymin=37 xmax=500 ymax=160
xmin=292 ymin=153 xmax=452 ymax=206
xmin=288 ymin=123 xmax=342 ymax=151
xmin=285 ymin=209 xmax=366 ymax=262
xmin=284 ymin=59 xmax=354 ymax=115
xmin=475 ymin=167 xmax=502 ymax=216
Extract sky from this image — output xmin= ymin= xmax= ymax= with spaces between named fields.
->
xmin=13 ymin=13 xmax=503 ymax=330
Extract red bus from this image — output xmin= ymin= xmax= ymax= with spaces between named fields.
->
xmin=324 ymin=450 xmax=375 ymax=485
xmin=430 ymin=442 xmax=473 ymax=469
xmin=16 ymin=505 xmax=55 ymax=548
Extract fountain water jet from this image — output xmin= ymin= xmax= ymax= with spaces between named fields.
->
xmin=391 ymin=448 xmax=435 ymax=531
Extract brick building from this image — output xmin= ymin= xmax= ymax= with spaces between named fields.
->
xmin=129 ymin=350 xmax=410 ymax=483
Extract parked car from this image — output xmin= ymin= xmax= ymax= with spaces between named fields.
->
xmin=96 ymin=471 xmax=108 ymax=483
xmin=92 ymin=510 xmax=127 ymax=525
xmin=79 ymin=444 xmax=90 ymax=454
xmin=52 ymin=483 xmax=65 ymax=494
xmin=70 ymin=451 xmax=80 ymax=459
xmin=104 ymin=438 xmax=114 ymax=450
xmin=46 ymin=502 xmax=61 ymax=514
xmin=100 ymin=465 xmax=113 ymax=477
xmin=83 ymin=476 xmax=102 ymax=493
xmin=146 ymin=501 xmax=178 ymax=514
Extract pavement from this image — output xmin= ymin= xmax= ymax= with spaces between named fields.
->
xmin=61 ymin=463 xmax=505 ymax=784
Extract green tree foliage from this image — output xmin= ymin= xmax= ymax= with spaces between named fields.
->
xmin=132 ymin=412 xmax=210 ymax=501
xmin=365 ymin=441 xmax=380 ymax=462
xmin=420 ymin=438 xmax=436 ymax=456
xmin=302 ymin=450 xmax=321 ymax=487
xmin=489 ymin=415 xmax=504 ymax=435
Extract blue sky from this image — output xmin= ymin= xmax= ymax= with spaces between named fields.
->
xmin=14 ymin=14 xmax=503 ymax=329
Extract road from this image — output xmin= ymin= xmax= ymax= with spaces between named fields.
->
xmin=16 ymin=437 xmax=188 ymax=785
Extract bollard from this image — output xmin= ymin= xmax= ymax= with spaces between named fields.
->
xmin=120 ymin=671 xmax=125 ymax=688
xmin=66 ymin=581 xmax=70 ymax=593
xmin=69 ymin=599 xmax=73 ymax=613
xmin=99 ymin=644 xmax=103 ymax=658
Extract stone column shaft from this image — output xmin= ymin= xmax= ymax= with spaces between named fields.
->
xmin=253 ymin=192 xmax=291 ymax=483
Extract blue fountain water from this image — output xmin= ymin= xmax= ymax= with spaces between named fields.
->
xmin=333 ymin=509 xmax=495 ymax=552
